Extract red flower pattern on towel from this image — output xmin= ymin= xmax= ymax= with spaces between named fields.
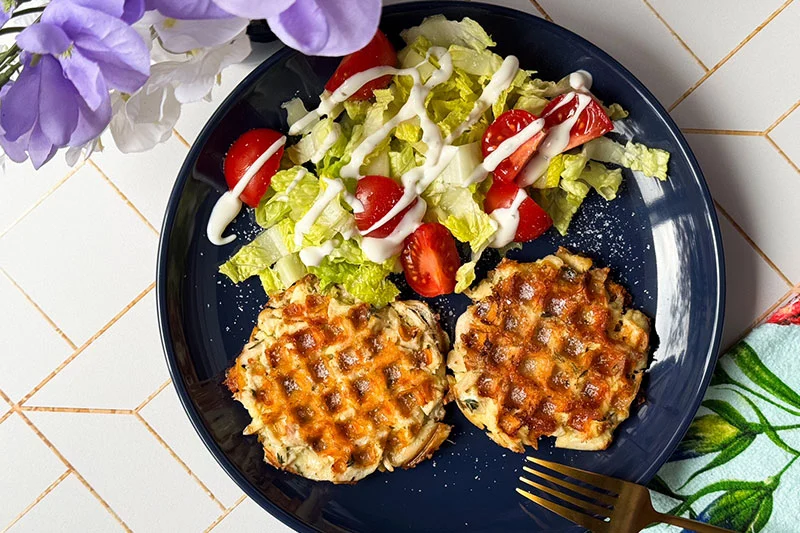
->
xmin=767 ymin=295 xmax=800 ymax=325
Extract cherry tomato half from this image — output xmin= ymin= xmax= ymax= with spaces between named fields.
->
xmin=355 ymin=175 xmax=417 ymax=238
xmin=223 ymin=128 xmax=284 ymax=208
xmin=325 ymin=30 xmax=398 ymax=101
xmin=542 ymin=93 xmax=613 ymax=152
xmin=482 ymin=109 xmax=548 ymax=183
xmin=401 ymin=223 xmax=461 ymax=298
xmin=484 ymin=180 xmax=552 ymax=242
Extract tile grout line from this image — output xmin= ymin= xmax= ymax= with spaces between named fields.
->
xmin=764 ymin=99 xmax=800 ymax=134
xmin=641 ymin=0 xmax=709 ymax=71
xmin=17 ymin=282 xmax=156 ymax=406
xmin=667 ymin=0 xmax=793 ymax=112
xmin=88 ymin=160 xmax=160 ymax=236
xmin=714 ymin=200 xmax=794 ymax=287
xmin=204 ymin=494 xmax=247 ymax=533
xmin=0 ymin=161 xmax=86 ymax=241
xmin=20 ymin=406 xmax=135 ymax=415
xmin=173 ymin=128 xmax=192 ymax=149
xmin=764 ymin=134 xmax=800 ymax=174
xmin=134 ymin=379 xmax=172 ymax=413
xmin=0 ymin=389 xmax=13 ymax=425
xmin=527 ymin=0 xmax=553 ymax=22
xmin=0 ymin=268 xmax=77 ymax=350
xmin=681 ymin=128 xmax=762 ymax=136
xmin=722 ymin=287 xmax=796 ymax=353
xmin=0 ymin=469 xmax=72 ymax=533
xmin=14 ymin=411 xmax=133 ymax=532
xmin=134 ymin=413 xmax=227 ymax=512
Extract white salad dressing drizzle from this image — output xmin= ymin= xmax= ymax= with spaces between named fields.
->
xmin=273 ymin=168 xmax=307 ymax=202
xmin=294 ymin=177 xmax=345 ymax=247
xmin=299 ymin=240 xmax=336 ymax=267
xmin=465 ymin=117 xmax=545 ymax=185
xmin=518 ymin=92 xmax=593 ymax=186
xmin=444 ymin=55 xmax=520 ymax=144
xmin=207 ymin=136 xmax=286 ymax=246
xmin=569 ymin=70 xmax=593 ymax=92
xmin=489 ymin=189 xmax=527 ymax=248
xmin=310 ymin=124 xmax=341 ymax=164
xmin=361 ymin=197 xmax=428 ymax=263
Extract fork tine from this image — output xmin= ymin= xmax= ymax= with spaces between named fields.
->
xmin=527 ymin=457 xmax=622 ymax=495
xmin=519 ymin=475 xmax=612 ymax=517
xmin=522 ymin=466 xmax=616 ymax=506
xmin=516 ymin=488 xmax=610 ymax=533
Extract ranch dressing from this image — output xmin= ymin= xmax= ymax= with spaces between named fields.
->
xmin=489 ymin=189 xmax=527 ymax=248
xmin=273 ymin=168 xmax=307 ymax=202
xmin=206 ymin=136 xmax=286 ymax=245
xmin=465 ymin=117 xmax=545 ymax=185
xmin=294 ymin=178 xmax=345 ymax=247
xmin=569 ymin=70 xmax=592 ymax=92
xmin=299 ymin=240 xmax=336 ymax=267
xmin=444 ymin=55 xmax=520 ymax=144
xmin=518 ymin=92 xmax=593 ymax=186
xmin=361 ymin=197 xmax=428 ymax=263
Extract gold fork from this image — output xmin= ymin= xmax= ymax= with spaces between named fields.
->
xmin=517 ymin=457 xmax=733 ymax=533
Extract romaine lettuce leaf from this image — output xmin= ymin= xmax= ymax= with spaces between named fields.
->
xmin=219 ymin=218 xmax=295 ymax=283
xmin=310 ymin=256 xmax=399 ymax=307
xmin=530 ymin=187 xmax=587 ymax=236
xmin=579 ymin=161 xmax=623 ymax=201
xmin=401 ymin=15 xmax=496 ymax=51
xmin=583 ymin=137 xmax=670 ymax=180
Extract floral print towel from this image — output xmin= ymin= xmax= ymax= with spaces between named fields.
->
xmin=650 ymin=295 xmax=800 ymax=532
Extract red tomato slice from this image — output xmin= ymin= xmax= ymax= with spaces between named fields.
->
xmin=482 ymin=109 xmax=548 ymax=183
xmin=324 ymin=30 xmax=398 ymax=101
xmin=354 ymin=175 xmax=417 ymax=238
xmin=224 ymin=128 xmax=284 ymax=208
xmin=484 ymin=180 xmax=552 ymax=242
xmin=401 ymin=223 xmax=461 ymax=298
xmin=542 ymin=93 xmax=613 ymax=152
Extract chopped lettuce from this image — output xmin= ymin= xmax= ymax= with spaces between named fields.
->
xmin=310 ymin=242 xmax=399 ymax=307
xmin=455 ymin=260 xmax=477 ymax=294
xmin=583 ymin=137 xmax=670 ymax=180
xmin=605 ymin=103 xmax=629 ymax=120
xmin=531 ymin=187 xmax=587 ymax=236
xmin=219 ymin=218 xmax=295 ymax=283
xmin=401 ymin=15 xmax=496 ymax=51
xmin=286 ymin=117 xmax=341 ymax=165
xmin=580 ymin=161 xmax=623 ymax=201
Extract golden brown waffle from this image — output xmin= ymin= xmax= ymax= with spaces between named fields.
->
xmin=448 ymin=248 xmax=650 ymax=452
xmin=225 ymin=276 xmax=450 ymax=483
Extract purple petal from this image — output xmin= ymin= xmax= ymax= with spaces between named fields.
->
xmin=213 ymin=0 xmax=294 ymax=19
xmin=27 ymin=124 xmax=59 ymax=169
xmin=45 ymin=2 xmax=150 ymax=93
xmin=267 ymin=0 xmax=380 ymax=56
xmin=69 ymin=88 xmax=111 ymax=145
xmin=1 ymin=3 xmax=13 ymax=28
xmin=0 ymin=130 xmax=31 ymax=163
xmin=153 ymin=16 xmax=249 ymax=53
xmin=37 ymin=56 xmax=79 ymax=145
xmin=122 ymin=0 xmax=146 ymax=23
xmin=59 ymin=48 xmax=106 ymax=110
xmin=147 ymin=0 xmax=232 ymax=19
xmin=48 ymin=0 xmax=125 ymax=18
xmin=0 ymin=59 xmax=41 ymax=142
xmin=16 ymin=23 xmax=72 ymax=55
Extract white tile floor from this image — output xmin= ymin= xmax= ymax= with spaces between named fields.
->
xmin=0 ymin=1 xmax=797 ymax=531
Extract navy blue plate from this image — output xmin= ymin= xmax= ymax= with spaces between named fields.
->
xmin=157 ymin=3 xmax=725 ymax=531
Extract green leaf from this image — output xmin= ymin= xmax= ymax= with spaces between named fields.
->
xmin=674 ymin=414 xmax=742 ymax=460
xmin=648 ymin=476 xmax=687 ymax=501
xmin=668 ymin=479 xmax=767 ymax=517
xmin=728 ymin=388 xmax=800 ymax=456
xmin=730 ymin=341 xmax=800 ymax=410
xmin=702 ymin=399 xmax=750 ymax=429
xmin=697 ymin=489 xmax=773 ymax=533
xmin=678 ymin=432 xmax=756 ymax=489
xmin=711 ymin=365 xmax=736 ymax=387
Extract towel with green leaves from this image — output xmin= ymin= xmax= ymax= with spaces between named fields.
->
xmin=650 ymin=295 xmax=800 ymax=532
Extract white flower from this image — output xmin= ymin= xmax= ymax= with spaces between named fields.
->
xmin=109 ymin=83 xmax=181 ymax=153
xmin=65 ymin=138 xmax=102 ymax=166
xmin=150 ymin=13 xmax=250 ymax=54
xmin=149 ymin=32 xmax=251 ymax=104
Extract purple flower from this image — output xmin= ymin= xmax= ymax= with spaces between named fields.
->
xmin=0 ymin=0 xmax=149 ymax=168
xmin=146 ymin=0 xmax=381 ymax=56
xmin=1 ymin=1 xmax=14 ymax=28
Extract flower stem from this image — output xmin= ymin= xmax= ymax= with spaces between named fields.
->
xmin=0 ymin=44 xmax=20 ymax=72
xmin=0 ymin=61 xmax=21 ymax=88
xmin=10 ymin=5 xmax=46 ymax=18
xmin=0 ymin=27 xmax=26 ymax=36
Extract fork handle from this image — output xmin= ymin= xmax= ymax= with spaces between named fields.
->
xmin=653 ymin=511 xmax=735 ymax=532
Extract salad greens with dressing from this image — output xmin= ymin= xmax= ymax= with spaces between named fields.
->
xmin=217 ymin=16 xmax=669 ymax=307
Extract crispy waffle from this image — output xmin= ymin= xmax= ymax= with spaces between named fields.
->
xmin=448 ymin=248 xmax=650 ymax=452
xmin=225 ymin=276 xmax=451 ymax=483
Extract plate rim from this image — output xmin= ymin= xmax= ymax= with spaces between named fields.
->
xmin=156 ymin=2 xmax=726 ymax=531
